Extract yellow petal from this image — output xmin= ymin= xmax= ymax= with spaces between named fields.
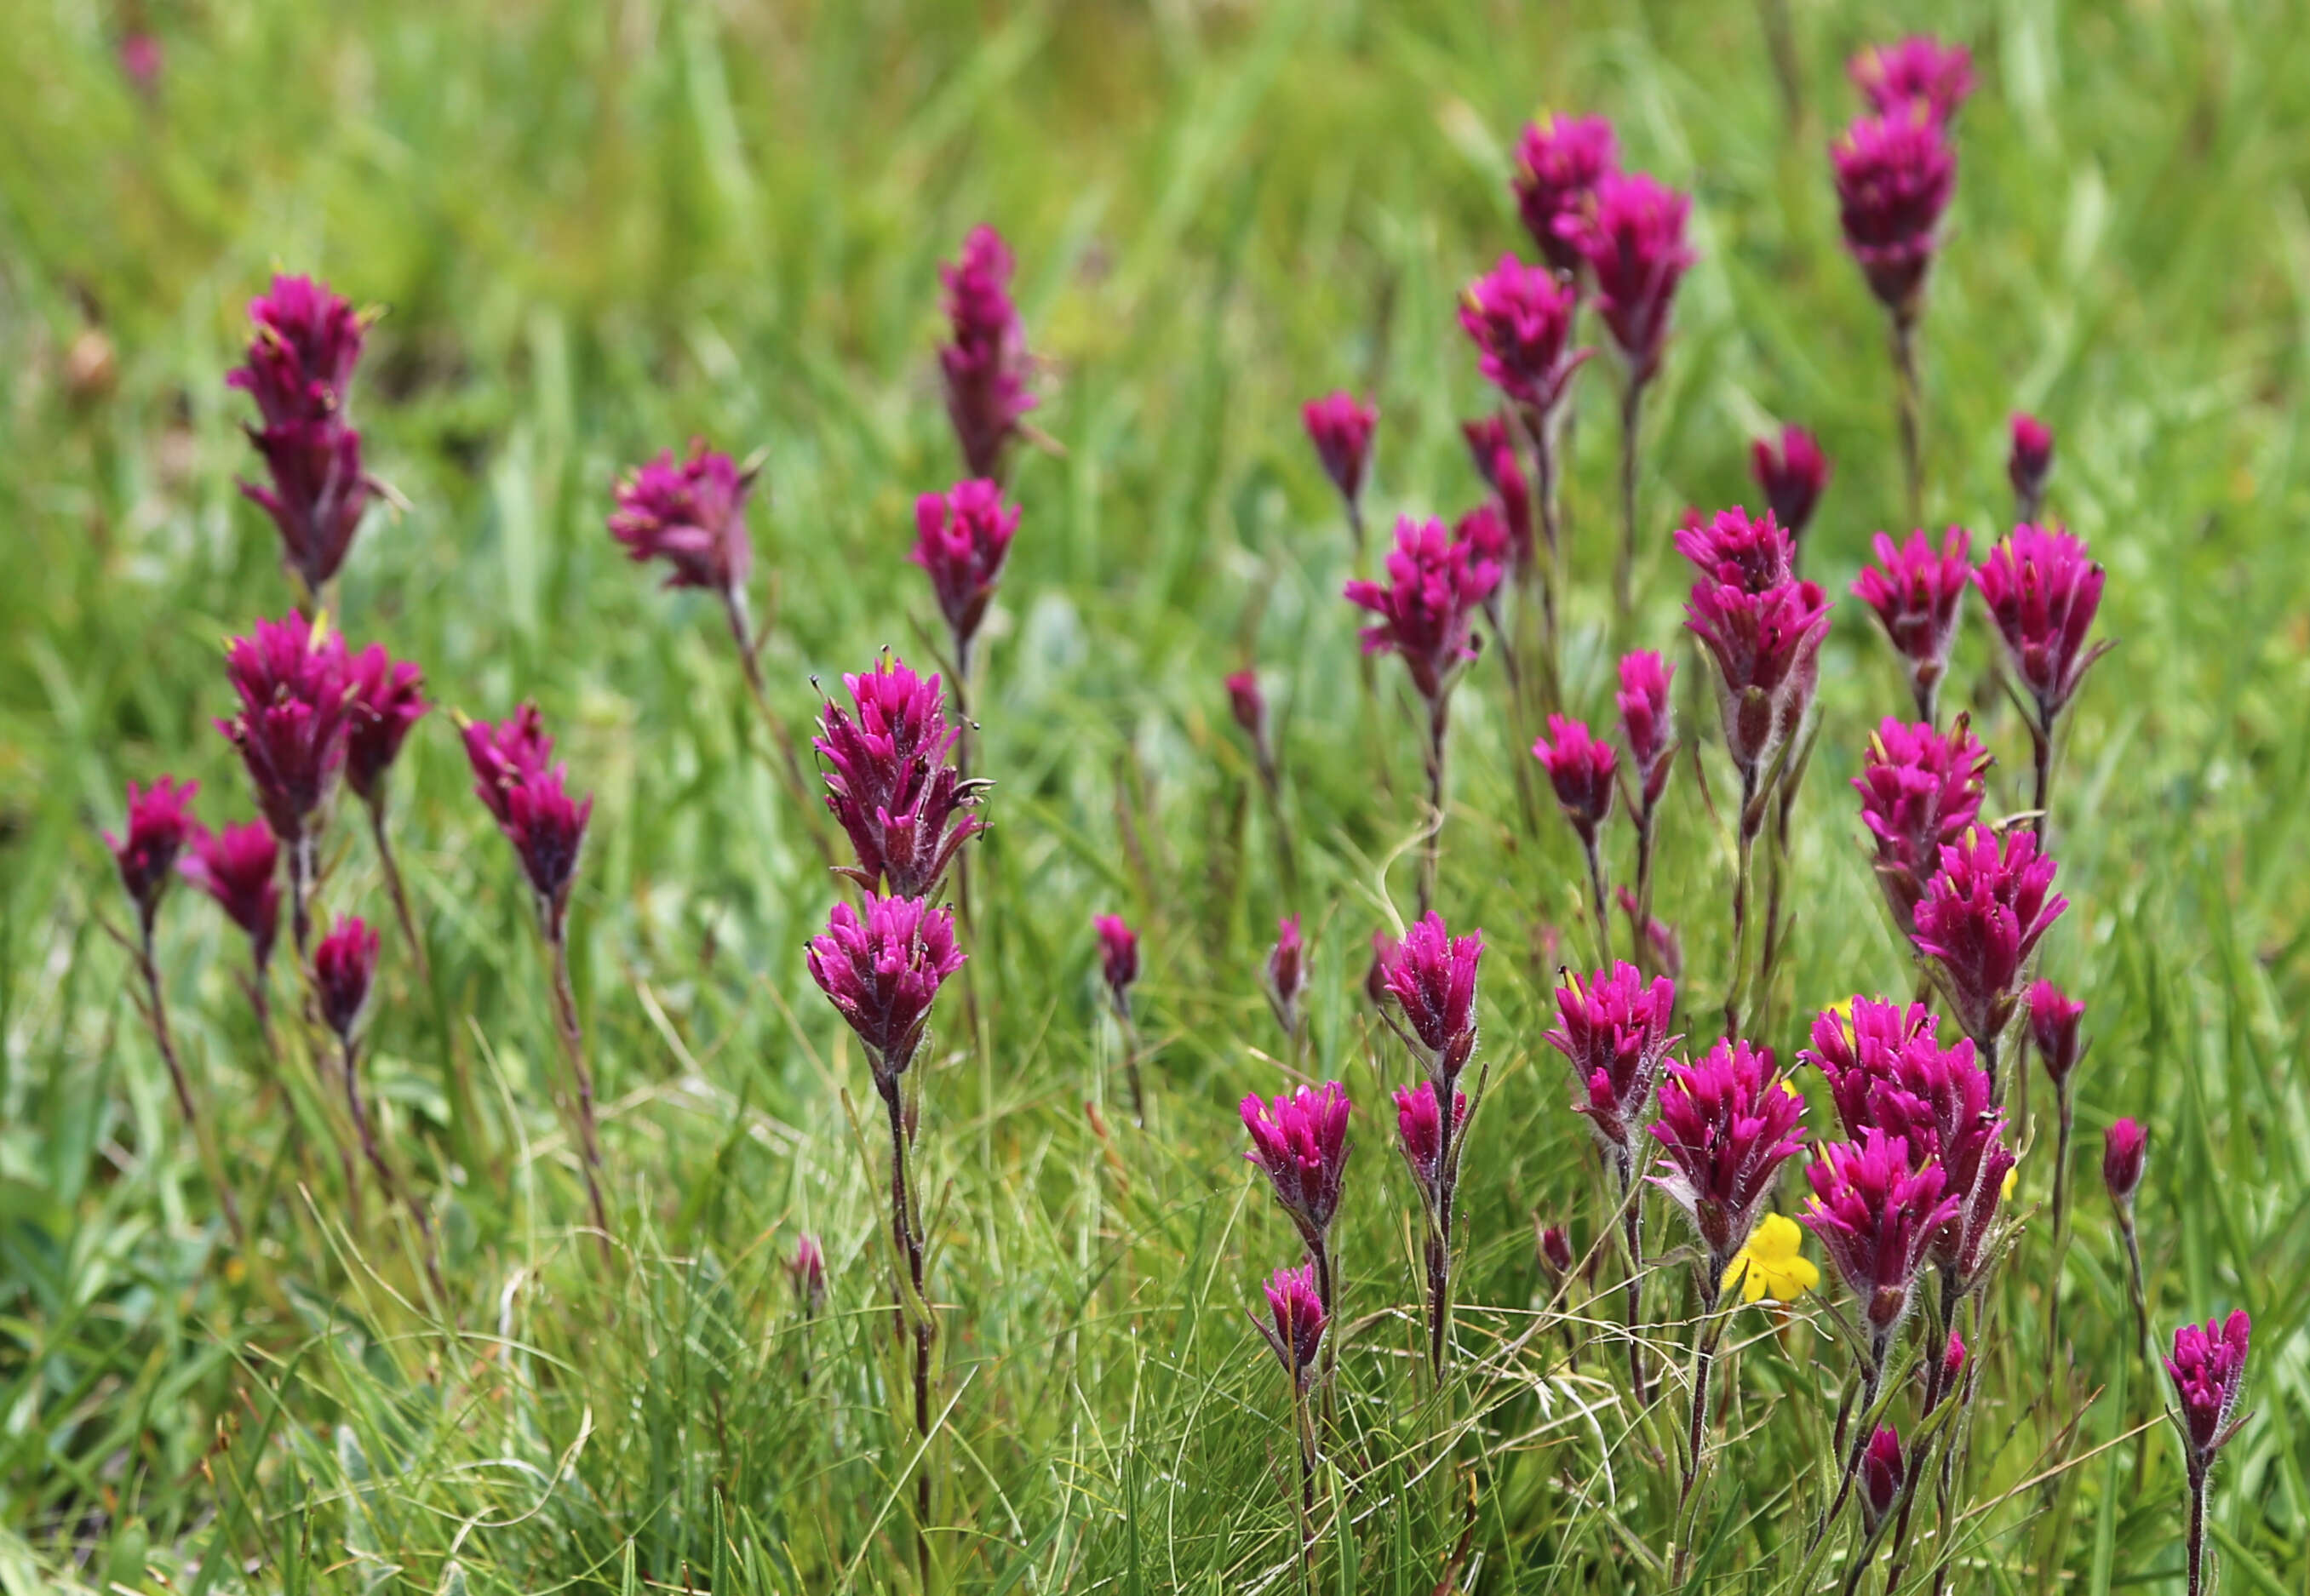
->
xmin=1743 ymin=1263 xmax=1769 ymax=1302
xmin=2001 ymin=1164 xmax=2018 ymax=1201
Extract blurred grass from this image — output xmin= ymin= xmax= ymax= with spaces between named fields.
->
xmin=3 ymin=0 xmax=2309 ymax=1589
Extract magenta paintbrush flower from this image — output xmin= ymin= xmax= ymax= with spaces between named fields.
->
xmin=1648 ymin=1039 xmax=1806 ymax=1279
xmin=1973 ymin=524 xmax=2109 ymax=729
xmin=1567 ymin=172 xmax=1694 ymax=386
xmin=345 ymin=644 xmax=429 ymax=805
xmin=1853 ymin=527 xmax=1972 ymax=719
xmin=1912 ymin=827 xmax=2067 ymax=1054
xmin=2028 ymin=981 xmax=2086 ymax=1087
xmin=1617 ymin=651 xmax=1677 ymax=813
xmin=229 ymin=274 xmax=364 ymax=426
xmin=1094 ymin=914 xmax=1139 ymax=1004
xmin=463 ymin=704 xmax=593 ymax=918
xmin=1263 ymin=916 xmax=1306 ymax=1038
xmin=311 ymin=914 xmax=380 ymax=1042
xmin=1833 ymin=111 xmax=1957 ymax=317
xmin=2166 ymin=1311 xmax=2251 ymax=1469
xmin=179 ymin=817 xmax=281 ymax=972
xmin=1513 ymin=112 xmax=1618 ymax=276
xmin=1376 ymin=912 xmax=1483 ymax=1088
xmin=1392 ymin=1080 xmax=1465 ymax=1207
xmin=217 ymin=612 xmax=353 ymax=848
xmin=807 ymin=893 xmax=966 ymax=1090
xmin=938 ymin=225 xmax=1037 ymax=480
xmin=1749 ymin=426 xmax=1830 ymax=545
xmin=814 ymin=655 xmax=983 ymax=899
xmin=2103 ymin=1118 xmax=2147 ymax=1207
xmin=1677 ymin=506 xmax=1796 ymax=593
xmin=1459 ymin=255 xmax=1588 ymax=417
xmin=1685 ymin=575 xmax=1833 ymax=785
xmin=1803 ymin=995 xmax=1942 ymax=1141
xmin=1344 ymin=516 xmax=1502 ymax=702
xmin=1533 ymin=715 xmax=1617 ymax=847
xmin=2009 ymin=415 xmax=2055 ymax=518
xmin=1850 ymin=36 xmax=1975 ymax=125
xmin=106 ymin=777 xmax=198 ymax=930
xmin=228 ymin=276 xmax=375 ymax=592
xmin=241 ymin=420 xmax=377 ymax=595
xmin=1861 ymin=1426 xmax=1906 ymax=1532
xmin=913 ymin=478 xmax=1020 ymax=663
xmin=1241 ymin=1082 xmax=1352 ymax=1249
xmin=609 ymin=443 xmax=755 ymax=598
xmin=1854 ymin=717 xmax=1992 ymax=937
xmin=1304 ymin=392 xmax=1377 ymax=516
xmin=1252 ymin=1262 xmax=1327 ymax=1393
xmin=1547 ymin=962 xmax=1678 ymax=1164
xmin=1801 ymin=1128 xmax=1960 ymax=1352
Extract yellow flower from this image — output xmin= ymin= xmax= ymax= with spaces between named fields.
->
xmin=1722 ymin=1212 xmax=1820 ymax=1303
xmin=2001 ymin=1162 xmax=2018 ymax=1202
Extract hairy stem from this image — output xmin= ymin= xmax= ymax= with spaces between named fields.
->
xmin=1723 ymin=767 xmax=1762 ymax=1040
xmin=1583 ymin=835 xmax=1614 ymax=970
xmin=365 ymin=792 xmax=431 ymax=986
xmin=547 ymin=910 xmax=613 ymax=1260
xmin=341 ymin=1035 xmax=448 ymax=1307
xmin=2029 ymin=715 xmax=2054 ymax=843
xmin=1892 ymin=309 xmax=1923 ymax=530
xmin=1615 ymin=375 xmax=1648 ymax=629
xmin=136 ymin=919 xmax=244 ymax=1244
xmin=2186 ymin=1467 xmax=2207 ymax=1596
xmin=2046 ymin=1083 xmax=2076 ymax=1377
xmin=1812 ymin=1354 xmax=1888 ymax=1551
xmin=880 ymin=1081 xmax=937 ymax=1572
xmin=1615 ymin=1152 xmax=1648 ymax=1408
xmin=726 ymin=589 xmax=834 ymax=868
xmin=1419 ymin=692 xmax=1451 ymax=920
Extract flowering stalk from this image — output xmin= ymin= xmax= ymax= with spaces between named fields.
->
xmin=1751 ymin=426 xmax=1831 ymax=571
xmin=179 ymin=815 xmax=281 ymax=1050
xmin=2166 ymin=1312 xmax=2251 ymax=1596
xmin=227 ymin=275 xmax=376 ymax=604
xmin=1095 ymin=915 xmax=1144 ymax=1124
xmin=1227 ymin=670 xmax=1298 ymax=897
xmin=1854 ymin=529 xmax=1971 ymax=724
xmin=1244 ymin=1083 xmax=1351 ymax=1408
xmin=1304 ymin=392 xmax=1377 ymax=560
xmin=2029 ymin=981 xmax=2087 ymax=1364
xmin=216 ymin=613 xmax=353 ymax=960
xmin=2104 ymin=1118 xmax=2150 ymax=1363
xmin=1533 ymin=715 xmax=1617 ymax=964
xmin=1616 ymin=652 xmax=1676 ymax=978
xmin=105 ymin=778 xmax=202 ymax=1124
xmin=346 ymin=643 xmax=432 ymax=982
xmin=1912 ymin=827 xmax=2068 ymax=1100
xmin=1260 ymin=916 xmax=1309 ymax=1064
xmin=790 ymin=1233 xmax=827 ymax=1390
xmin=1974 ymin=526 xmax=2109 ymax=839
xmin=1251 ymin=1263 xmax=1327 ymax=1576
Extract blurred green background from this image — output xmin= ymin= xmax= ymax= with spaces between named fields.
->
xmin=3 ymin=0 xmax=2308 ymax=1590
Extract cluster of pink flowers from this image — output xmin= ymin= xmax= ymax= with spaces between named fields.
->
xmin=228 ymin=276 xmax=377 ymax=597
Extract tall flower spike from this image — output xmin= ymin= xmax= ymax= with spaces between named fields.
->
xmin=806 ymin=893 xmax=966 ymax=1090
xmin=2165 ymin=1311 xmax=2252 ymax=1472
xmin=1750 ymin=426 xmax=1830 ymax=546
xmin=1801 ymin=994 xmax=1944 ymax=1141
xmin=1677 ymin=506 xmax=1796 ymax=593
xmin=1532 ymin=715 xmax=1617 ymax=848
xmin=1459 ymin=255 xmax=1588 ymax=417
xmin=1241 ymin=1083 xmax=1353 ymax=1247
xmin=106 ymin=777 xmax=199 ymax=930
xmin=1377 ymin=913 xmax=1484 ymax=1088
xmin=1617 ymin=651 xmax=1677 ymax=813
xmin=1833 ymin=111 xmax=1957 ymax=317
xmin=463 ymin=704 xmax=593 ymax=918
xmin=1648 ymin=1038 xmax=1807 ymax=1280
xmin=345 ymin=644 xmax=429 ymax=805
xmin=1568 ymin=172 xmax=1695 ymax=386
xmin=937 ymin=225 xmax=1036 ymax=481
xmin=814 ymin=655 xmax=983 ymax=898
xmin=1853 ymin=528 xmax=1973 ymax=719
xmin=1973 ymin=524 xmax=2109 ymax=729
xmin=179 ymin=817 xmax=281 ymax=972
xmin=1854 ymin=717 xmax=1992 ymax=937
xmin=1394 ymin=1079 xmax=1467 ymax=1212
xmin=1850 ymin=37 xmax=1975 ymax=125
xmin=2009 ymin=415 xmax=2055 ymax=520
xmin=1685 ymin=575 xmax=1833 ymax=784
xmin=228 ymin=274 xmax=365 ymax=426
xmin=1262 ymin=916 xmax=1307 ymax=1038
xmin=1094 ymin=915 xmax=1139 ymax=1007
xmin=217 ymin=612 xmax=353 ymax=847
xmin=1800 ymin=1128 xmax=1960 ymax=1353
xmin=1546 ymin=962 xmax=1679 ymax=1164
xmin=1344 ymin=517 xmax=1502 ymax=702
xmin=228 ymin=277 xmax=375 ymax=592
xmin=1304 ymin=392 xmax=1378 ymax=518
xmin=2029 ymin=981 xmax=2086 ymax=1088
xmin=1252 ymin=1262 xmax=1327 ymax=1393
xmin=608 ymin=443 xmax=755 ymax=598
xmin=912 ymin=478 xmax=1020 ymax=662
xmin=2102 ymin=1118 xmax=2147 ymax=1208
xmin=1912 ymin=827 xmax=2068 ymax=1052
xmin=1513 ymin=112 xmax=1618 ymax=276
xmin=311 ymin=915 xmax=380 ymax=1043
xmin=240 ymin=419 xmax=377 ymax=595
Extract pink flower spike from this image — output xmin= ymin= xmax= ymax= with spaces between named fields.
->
xmin=1851 ymin=37 xmax=1976 ymax=126
xmin=1684 ymin=576 xmax=1833 ymax=784
xmin=1513 ymin=113 xmax=1618 ymax=276
xmin=1377 ymin=912 xmax=1484 ymax=1088
xmin=1533 ymin=715 xmax=1617 ymax=848
xmin=312 ymin=914 xmax=380 ymax=1042
xmin=1459 ymin=255 xmax=1588 ymax=418
xmin=1393 ymin=1079 xmax=1467 ymax=1210
xmin=1800 ymin=1128 xmax=1960 ymax=1351
xmin=1567 ymin=172 xmax=1695 ymax=386
xmin=1676 ymin=506 xmax=1795 ymax=594
xmin=1263 ymin=916 xmax=1307 ymax=1037
xmin=1094 ymin=915 xmax=1139 ymax=1004
xmin=1303 ymin=392 xmax=1378 ymax=511
xmin=2009 ymin=415 xmax=2055 ymax=515
xmin=1853 ymin=527 xmax=1972 ymax=718
xmin=179 ymin=817 xmax=281 ymax=971
xmin=1912 ymin=827 xmax=2068 ymax=1052
xmin=1750 ymin=426 xmax=1830 ymax=543
xmin=1547 ymin=962 xmax=1679 ymax=1165
xmin=1252 ymin=1262 xmax=1327 ymax=1392
xmin=1242 ymin=1083 xmax=1353 ymax=1245
xmin=912 ymin=478 xmax=1020 ymax=657
xmin=240 ymin=417 xmax=376 ymax=593
xmin=228 ymin=274 xmax=365 ymax=427
xmin=345 ymin=644 xmax=429 ymax=805
xmin=805 ymin=893 xmax=966 ymax=1089
xmin=106 ymin=776 xmax=199 ymax=929
xmin=1800 ymin=994 xmax=1942 ymax=1142
xmin=1616 ymin=651 xmax=1677 ymax=814
xmin=1343 ymin=517 xmax=1501 ymax=703
xmin=462 ymin=704 xmax=593 ymax=917
xmin=609 ymin=443 xmax=755 ymax=598
xmin=1862 ymin=1427 xmax=1906 ymax=1532
xmin=2102 ymin=1118 xmax=2147 ymax=1208
xmin=1833 ymin=112 xmax=1957 ymax=317
xmin=2164 ymin=1311 xmax=2251 ymax=1471
xmin=228 ymin=276 xmax=374 ymax=591
xmin=1973 ymin=524 xmax=2109 ymax=729
xmin=216 ymin=612 xmax=353 ymax=848
xmin=2028 ymin=981 xmax=2086 ymax=1088
xmin=1853 ymin=717 xmax=1992 ymax=937
xmin=1647 ymin=1038 xmax=1806 ymax=1280
xmin=813 ymin=655 xmax=983 ymax=899
xmin=938 ymin=226 xmax=1036 ymax=480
